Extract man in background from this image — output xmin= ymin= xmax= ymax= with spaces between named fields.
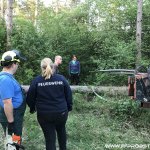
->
xmin=53 ymin=55 xmax=62 ymax=74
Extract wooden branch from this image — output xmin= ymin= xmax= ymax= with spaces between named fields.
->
xmin=22 ymin=85 xmax=128 ymax=95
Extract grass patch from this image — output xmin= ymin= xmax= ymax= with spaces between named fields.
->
xmin=0 ymin=93 xmax=150 ymax=150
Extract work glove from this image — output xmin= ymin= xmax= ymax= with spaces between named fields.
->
xmin=7 ymin=122 xmax=15 ymax=135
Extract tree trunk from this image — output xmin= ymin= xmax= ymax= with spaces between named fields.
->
xmin=51 ymin=0 xmax=59 ymax=14
xmin=136 ymin=0 xmax=143 ymax=68
xmin=22 ymin=85 xmax=128 ymax=95
xmin=0 ymin=0 xmax=4 ymax=18
xmin=34 ymin=0 xmax=39 ymax=27
xmin=6 ymin=0 xmax=13 ymax=50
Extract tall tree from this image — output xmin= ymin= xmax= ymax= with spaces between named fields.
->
xmin=0 ymin=0 xmax=4 ymax=19
xmin=136 ymin=0 xmax=143 ymax=68
xmin=6 ymin=0 xmax=13 ymax=50
xmin=34 ymin=0 xmax=39 ymax=27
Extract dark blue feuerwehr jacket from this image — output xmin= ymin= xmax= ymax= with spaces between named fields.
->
xmin=26 ymin=74 xmax=73 ymax=114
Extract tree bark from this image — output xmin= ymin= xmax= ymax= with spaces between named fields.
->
xmin=6 ymin=0 xmax=13 ymax=50
xmin=34 ymin=0 xmax=39 ymax=27
xmin=0 ymin=0 xmax=4 ymax=18
xmin=136 ymin=0 xmax=143 ymax=68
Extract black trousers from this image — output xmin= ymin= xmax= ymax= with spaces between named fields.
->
xmin=70 ymin=73 xmax=79 ymax=85
xmin=37 ymin=111 xmax=68 ymax=150
xmin=0 ymin=99 xmax=26 ymax=136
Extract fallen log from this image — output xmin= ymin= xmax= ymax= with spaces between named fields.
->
xmin=22 ymin=85 xmax=128 ymax=96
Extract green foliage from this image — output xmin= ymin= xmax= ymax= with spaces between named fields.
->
xmin=37 ymin=5 xmax=98 ymax=83
xmin=1 ymin=93 xmax=148 ymax=150
xmin=11 ymin=18 xmax=56 ymax=84
xmin=95 ymin=74 xmax=128 ymax=86
xmin=111 ymin=98 xmax=141 ymax=119
xmin=92 ymin=0 xmax=150 ymax=85
xmin=1 ymin=93 xmax=150 ymax=149
xmin=0 ymin=19 xmax=6 ymax=52
xmin=0 ymin=0 xmax=150 ymax=85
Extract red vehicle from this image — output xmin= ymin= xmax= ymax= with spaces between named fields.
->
xmin=128 ymin=72 xmax=150 ymax=108
xmin=100 ymin=67 xmax=150 ymax=108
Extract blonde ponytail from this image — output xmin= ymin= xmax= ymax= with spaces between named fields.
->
xmin=41 ymin=58 xmax=53 ymax=80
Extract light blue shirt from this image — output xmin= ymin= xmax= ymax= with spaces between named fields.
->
xmin=0 ymin=72 xmax=23 ymax=108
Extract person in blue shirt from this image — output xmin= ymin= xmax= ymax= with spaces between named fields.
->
xmin=26 ymin=58 xmax=73 ymax=150
xmin=69 ymin=55 xmax=80 ymax=85
xmin=0 ymin=50 xmax=26 ymax=138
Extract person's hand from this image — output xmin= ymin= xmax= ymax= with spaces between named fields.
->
xmin=30 ymin=107 xmax=36 ymax=114
xmin=7 ymin=122 xmax=14 ymax=135
xmin=68 ymin=106 xmax=72 ymax=112
xmin=30 ymin=109 xmax=36 ymax=114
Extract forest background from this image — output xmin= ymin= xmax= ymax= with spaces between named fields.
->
xmin=0 ymin=0 xmax=149 ymax=86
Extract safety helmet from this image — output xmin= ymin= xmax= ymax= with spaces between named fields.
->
xmin=11 ymin=50 xmax=26 ymax=61
xmin=0 ymin=50 xmax=26 ymax=66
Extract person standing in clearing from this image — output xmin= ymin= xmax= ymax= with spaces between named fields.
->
xmin=26 ymin=58 xmax=73 ymax=150
xmin=53 ymin=55 xmax=62 ymax=74
xmin=69 ymin=55 xmax=80 ymax=85
xmin=0 ymin=50 xmax=26 ymax=143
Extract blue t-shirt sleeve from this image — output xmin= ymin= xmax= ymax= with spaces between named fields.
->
xmin=0 ymin=78 xmax=14 ymax=100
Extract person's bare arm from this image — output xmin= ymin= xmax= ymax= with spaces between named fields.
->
xmin=3 ymin=99 xmax=14 ymax=123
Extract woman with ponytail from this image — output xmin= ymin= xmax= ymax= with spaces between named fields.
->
xmin=26 ymin=58 xmax=73 ymax=150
